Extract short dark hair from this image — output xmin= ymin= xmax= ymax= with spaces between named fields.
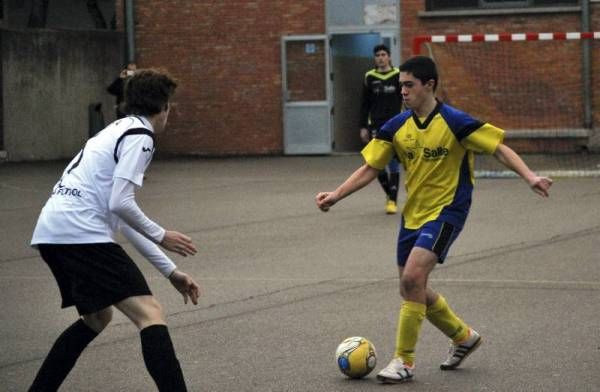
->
xmin=373 ymin=44 xmax=390 ymax=55
xmin=399 ymin=56 xmax=438 ymax=91
xmin=123 ymin=69 xmax=177 ymax=116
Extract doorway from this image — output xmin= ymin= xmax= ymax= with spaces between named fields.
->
xmin=330 ymin=32 xmax=398 ymax=152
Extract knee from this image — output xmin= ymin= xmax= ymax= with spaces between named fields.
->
xmin=145 ymin=297 xmax=164 ymax=317
xmin=83 ymin=307 xmax=113 ymax=333
xmin=136 ymin=298 xmax=165 ymax=329
xmin=399 ymin=273 xmax=424 ymax=298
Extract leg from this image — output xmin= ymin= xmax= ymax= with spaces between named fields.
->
xmin=399 ymin=221 xmax=481 ymax=370
xmin=377 ymin=247 xmax=436 ymax=383
xmin=393 ymin=247 xmax=437 ymax=364
xmin=29 ymin=307 xmax=112 ymax=392
xmin=387 ymin=158 xmax=400 ymax=203
xmin=399 ymin=247 xmax=438 ymax=303
xmin=115 ymin=296 xmax=187 ymax=392
xmin=377 ymin=169 xmax=391 ymax=196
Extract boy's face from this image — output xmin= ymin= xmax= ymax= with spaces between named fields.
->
xmin=399 ymin=72 xmax=434 ymax=111
xmin=374 ymin=50 xmax=391 ymax=69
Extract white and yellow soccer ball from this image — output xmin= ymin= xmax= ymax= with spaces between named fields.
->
xmin=335 ymin=336 xmax=377 ymax=378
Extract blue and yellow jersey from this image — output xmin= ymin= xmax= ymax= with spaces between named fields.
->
xmin=362 ymin=101 xmax=504 ymax=229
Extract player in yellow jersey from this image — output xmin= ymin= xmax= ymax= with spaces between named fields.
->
xmin=316 ymin=56 xmax=552 ymax=383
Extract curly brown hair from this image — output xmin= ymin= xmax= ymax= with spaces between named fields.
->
xmin=123 ymin=69 xmax=177 ymax=116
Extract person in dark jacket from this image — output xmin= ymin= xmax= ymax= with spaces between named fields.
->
xmin=359 ymin=45 xmax=402 ymax=214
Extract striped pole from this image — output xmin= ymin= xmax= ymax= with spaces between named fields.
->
xmin=412 ymin=32 xmax=600 ymax=55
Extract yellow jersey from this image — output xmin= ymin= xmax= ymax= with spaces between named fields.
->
xmin=362 ymin=101 xmax=504 ymax=229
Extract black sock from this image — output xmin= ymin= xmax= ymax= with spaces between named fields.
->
xmin=377 ymin=170 xmax=390 ymax=197
xmin=29 ymin=319 xmax=98 ymax=392
xmin=140 ymin=325 xmax=187 ymax=392
xmin=389 ymin=172 xmax=400 ymax=202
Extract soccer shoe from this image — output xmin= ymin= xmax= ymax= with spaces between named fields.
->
xmin=376 ymin=358 xmax=415 ymax=383
xmin=440 ymin=329 xmax=482 ymax=370
xmin=385 ymin=199 xmax=398 ymax=214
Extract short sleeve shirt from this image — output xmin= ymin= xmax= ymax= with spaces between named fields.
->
xmin=362 ymin=102 xmax=504 ymax=229
xmin=31 ymin=116 xmax=156 ymax=245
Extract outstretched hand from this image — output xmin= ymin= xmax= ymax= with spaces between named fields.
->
xmin=161 ymin=230 xmax=197 ymax=257
xmin=315 ymin=191 xmax=338 ymax=212
xmin=529 ymin=176 xmax=553 ymax=197
xmin=169 ymin=270 xmax=201 ymax=305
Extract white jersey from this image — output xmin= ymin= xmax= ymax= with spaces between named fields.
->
xmin=31 ymin=116 xmax=156 ymax=245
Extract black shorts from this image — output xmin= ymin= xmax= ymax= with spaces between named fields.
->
xmin=38 ymin=243 xmax=152 ymax=315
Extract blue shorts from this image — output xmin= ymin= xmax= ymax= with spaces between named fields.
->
xmin=396 ymin=219 xmax=462 ymax=266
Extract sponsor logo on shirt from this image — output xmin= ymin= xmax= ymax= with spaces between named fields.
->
xmin=423 ymin=146 xmax=449 ymax=160
xmin=52 ymin=183 xmax=82 ymax=197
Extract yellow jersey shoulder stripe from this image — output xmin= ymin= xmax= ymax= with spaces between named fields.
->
xmin=365 ymin=67 xmax=400 ymax=81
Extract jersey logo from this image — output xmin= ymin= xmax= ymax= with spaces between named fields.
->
xmin=142 ymin=146 xmax=153 ymax=153
xmin=423 ymin=147 xmax=449 ymax=160
xmin=114 ymin=128 xmax=155 ymax=163
xmin=52 ymin=182 xmax=82 ymax=197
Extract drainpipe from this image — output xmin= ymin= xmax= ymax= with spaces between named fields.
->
xmin=581 ymin=0 xmax=592 ymax=129
xmin=125 ymin=0 xmax=136 ymax=64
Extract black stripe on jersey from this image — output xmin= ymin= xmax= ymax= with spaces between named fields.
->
xmin=432 ymin=222 xmax=455 ymax=257
xmin=454 ymin=120 xmax=485 ymax=142
xmin=66 ymin=148 xmax=85 ymax=174
xmin=113 ymin=128 xmax=155 ymax=163
xmin=412 ymin=101 xmax=441 ymax=130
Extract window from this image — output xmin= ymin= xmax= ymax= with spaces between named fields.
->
xmin=426 ymin=0 xmax=579 ymax=11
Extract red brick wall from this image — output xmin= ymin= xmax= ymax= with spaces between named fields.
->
xmin=401 ymin=2 xmax=599 ymax=151
xmin=592 ymin=4 xmax=600 ymax=131
xmin=130 ymin=0 xmax=324 ymax=155
xmin=117 ymin=1 xmax=598 ymax=155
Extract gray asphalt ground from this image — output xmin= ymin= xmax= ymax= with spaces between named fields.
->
xmin=0 ymin=155 xmax=599 ymax=392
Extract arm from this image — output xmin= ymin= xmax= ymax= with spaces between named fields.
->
xmin=359 ymin=79 xmax=372 ymax=143
xmin=113 ymin=179 xmax=201 ymax=303
xmin=109 ymin=178 xmax=198 ymax=256
xmin=315 ymin=164 xmax=380 ymax=211
xmin=121 ymin=224 xmax=201 ymax=304
xmin=493 ymin=143 xmax=553 ymax=197
xmin=120 ymin=222 xmax=176 ymax=277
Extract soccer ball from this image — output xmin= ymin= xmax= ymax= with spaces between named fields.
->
xmin=335 ymin=336 xmax=377 ymax=378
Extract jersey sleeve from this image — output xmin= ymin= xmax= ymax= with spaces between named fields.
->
xmin=361 ymin=138 xmax=395 ymax=170
xmin=460 ymin=123 xmax=505 ymax=154
xmin=113 ymin=134 xmax=154 ymax=186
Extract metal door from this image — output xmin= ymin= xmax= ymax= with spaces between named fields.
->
xmin=281 ymin=35 xmax=331 ymax=154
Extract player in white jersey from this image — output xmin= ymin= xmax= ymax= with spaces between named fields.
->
xmin=29 ymin=69 xmax=199 ymax=392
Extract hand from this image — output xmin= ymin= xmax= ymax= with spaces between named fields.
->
xmin=315 ymin=191 xmax=338 ymax=212
xmin=160 ymin=230 xmax=197 ymax=257
xmin=529 ymin=176 xmax=553 ymax=197
xmin=359 ymin=128 xmax=371 ymax=144
xmin=169 ymin=270 xmax=201 ymax=305
xmin=119 ymin=69 xmax=129 ymax=78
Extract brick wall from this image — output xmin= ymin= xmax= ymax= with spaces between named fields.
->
xmin=117 ymin=1 xmax=597 ymax=155
xmin=592 ymin=4 xmax=600 ymax=132
xmin=131 ymin=0 xmax=324 ymax=156
xmin=401 ymin=2 xmax=599 ymax=152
